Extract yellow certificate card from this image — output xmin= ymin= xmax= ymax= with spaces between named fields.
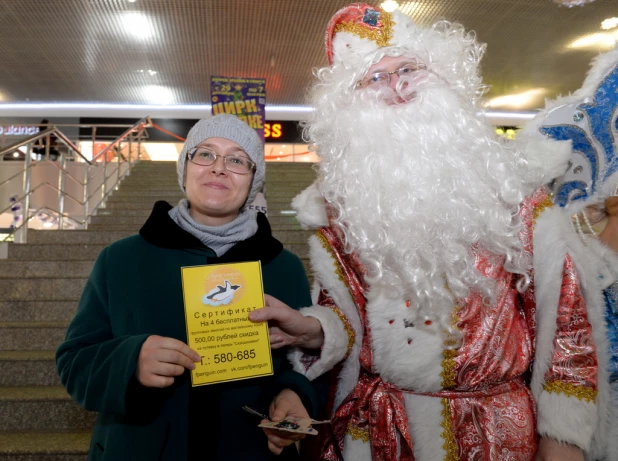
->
xmin=181 ymin=261 xmax=273 ymax=386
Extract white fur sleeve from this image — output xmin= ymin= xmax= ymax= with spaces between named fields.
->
xmin=288 ymin=233 xmax=363 ymax=400
xmin=288 ymin=305 xmax=350 ymax=381
xmin=532 ymin=206 xmax=607 ymax=453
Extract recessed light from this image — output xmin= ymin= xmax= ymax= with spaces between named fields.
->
xmin=601 ymin=17 xmax=618 ymax=30
xmin=568 ymin=31 xmax=618 ymax=50
xmin=121 ymin=12 xmax=154 ymax=40
xmin=381 ymin=0 xmax=399 ymax=12
xmin=142 ymin=85 xmax=174 ymax=104
xmin=484 ymin=89 xmax=546 ymax=109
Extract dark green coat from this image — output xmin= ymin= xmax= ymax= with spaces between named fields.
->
xmin=56 ymin=202 xmax=320 ymax=461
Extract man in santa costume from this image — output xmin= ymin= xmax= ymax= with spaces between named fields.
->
xmin=251 ymin=3 xmax=600 ymax=460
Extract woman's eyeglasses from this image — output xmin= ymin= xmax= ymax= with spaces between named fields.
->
xmin=188 ymin=148 xmax=256 ymax=175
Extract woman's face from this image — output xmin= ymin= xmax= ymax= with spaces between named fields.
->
xmin=184 ymin=137 xmax=254 ymax=226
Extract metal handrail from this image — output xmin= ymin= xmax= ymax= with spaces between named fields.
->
xmin=0 ymin=127 xmax=90 ymax=164
xmin=91 ymin=116 xmax=151 ymax=162
xmin=48 ymin=161 xmax=86 ymax=187
xmin=0 ymin=163 xmax=36 ymax=188
xmin=1 ymin=116 xmax=149 ymax=243
xmin=1 ymin=205 xmax=83 ymax=242
xmin=0 ymin=182 xmax=85 ymax=216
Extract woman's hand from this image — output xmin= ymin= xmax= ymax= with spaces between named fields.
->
xmin=598 ymin=197 xmax=618 ymax=254
xmin=535 ymin=437 xmax=584 ymax=461
xmin=249 ymin=294 xmax=324 ymax=349
xmin=135 ymin=335 xmax=201 ymax=388
xmin=262 ymin=389 xmax=310 ymax=455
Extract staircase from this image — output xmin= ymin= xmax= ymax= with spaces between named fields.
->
xmin=0 ymin=160 xmax=317 ymax=460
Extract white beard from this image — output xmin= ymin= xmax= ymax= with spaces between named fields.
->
xmin=308 ymin=74 xmax=543 ymax=333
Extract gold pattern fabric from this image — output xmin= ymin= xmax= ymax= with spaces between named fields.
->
xmin=331 ymin=305 xmax=356 ymax=359
xmin=533 ymin=194 xmax=554 ymax=222
xmin=441 ymin=349 xmax=458 ymax=389
xmin=346 ymin=424 xmax=370 ymax=443
xmin=441 ymin=398 xmax=459 ymax=461
xmin=315 ymin=231 xmax=348 ymax=287
xmin=334 ymin=10 xmax=394 ymax=48
xmin=543 ymin=379 xmax=598 ymax=403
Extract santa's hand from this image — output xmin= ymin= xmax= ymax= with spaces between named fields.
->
xmin=262 ymin=389 xmax=310 ymax=455
xmin=535 ymin=437 xmax=584 ymax=461
xmin=135 ymin=335 xmax=200 ymax=388
xmin=249 ymin=294 xmax=324 ymax=349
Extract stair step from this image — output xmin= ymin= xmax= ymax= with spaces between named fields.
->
xmin=7 ymin=244 xmax=105 ymax=261
xmin=0 ymin=301 xmax=78 ymax=323
xmin=0 ymin=261 xmax=94 ymax=278
xmin=0 ymin=431 xmax=90 ymax=459
xmin=0 ymin=351 xmax=60 ymax=387
xmin=0 ymin=322 xmax=68 ymax=351
xmin=28 ymin=230 xmax=133 ymax=245
xmin=0 ymin=387 xmax=95 ymax=431
xmin=0 ymin=278 xmax=86 ymax=302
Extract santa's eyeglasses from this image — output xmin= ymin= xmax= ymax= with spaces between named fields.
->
xmin=355 ymin=61 xmax=428 ymax=89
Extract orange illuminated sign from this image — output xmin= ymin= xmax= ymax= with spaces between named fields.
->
xmin=264 ymin=123 xmax=282 ymax=139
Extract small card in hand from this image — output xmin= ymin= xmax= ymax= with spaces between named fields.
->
xmin=242 ymin=406 xmax=330 ymax=436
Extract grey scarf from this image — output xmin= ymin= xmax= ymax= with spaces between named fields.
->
xmin=168 ymin=199 xmax=258 ymax=257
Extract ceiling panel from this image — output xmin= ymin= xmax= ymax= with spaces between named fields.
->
xmin=0 ymin=0 xmax=615 ymax=110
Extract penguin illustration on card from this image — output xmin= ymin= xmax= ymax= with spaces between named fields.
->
xmin=202 ymin=280 xmax=241 ymax=306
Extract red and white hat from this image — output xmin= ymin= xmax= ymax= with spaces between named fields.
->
xmin=325 ymin=3 xmax=418 ymax=67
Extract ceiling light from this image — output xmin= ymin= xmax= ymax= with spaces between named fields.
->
xmin=601 ymin=17 xmax=618 ymax=30
xmin=43 ymin=221 xmax=54 ymax=228
xmin=484 ymin=89 xmax=547 ymax=110
xmin=381 ymin=0 xmax=399 ymax=12
xmin=147 ymin=70 xmax=157 ymax=75
xmin=568 ymin=31 xmax=618 ymax=50
xmin=552 ymin=0 xmax=596 ymax=5
xmin=128 ymin=0 xmax=137 ymax=2
xmin=142 ymin=85 xmax=174 ymax=104
xmin=12 ymin=152 xmax=19 ymax=157
xmin=121 ymin=12 xmax=154 ymax=40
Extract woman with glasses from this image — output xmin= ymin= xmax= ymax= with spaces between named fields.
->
xmin=56 ymin=114 xmax=322 ymax=461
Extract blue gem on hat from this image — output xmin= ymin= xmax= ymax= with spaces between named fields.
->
xmin=573 ymin=111 xmax=584 ymax=122
xmin=363 ymin=8 xmax=380 ymax=26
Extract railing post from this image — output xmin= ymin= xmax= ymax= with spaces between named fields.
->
xmin=44 ymin=134 xmax=50 ymax=160
xmin=128 ymin=134 xmax=133 ymax=175
xmin=58 ymin=151 xmax=66 ymax=230
xmin=19 ymin=143 xmax=33 ymax=243
xmin=83 ymin=162 xmax=90 ymax=230
xmin=102 ymin=148 xmax=107 ymax=203
xmin=116 ymin=143 xmax=121 ymax=187
xmin=137 ymin=130 xmax=142 ymax=162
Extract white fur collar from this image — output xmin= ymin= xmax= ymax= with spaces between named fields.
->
xmin=292 ymin=182 xmax=328 ymax=229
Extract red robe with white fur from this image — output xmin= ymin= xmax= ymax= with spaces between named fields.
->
xmin=290 ymin=184 xmax=600 ymax=461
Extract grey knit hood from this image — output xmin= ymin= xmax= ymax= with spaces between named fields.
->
xmin=176 ymin=114 xmax=265 ymax=207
